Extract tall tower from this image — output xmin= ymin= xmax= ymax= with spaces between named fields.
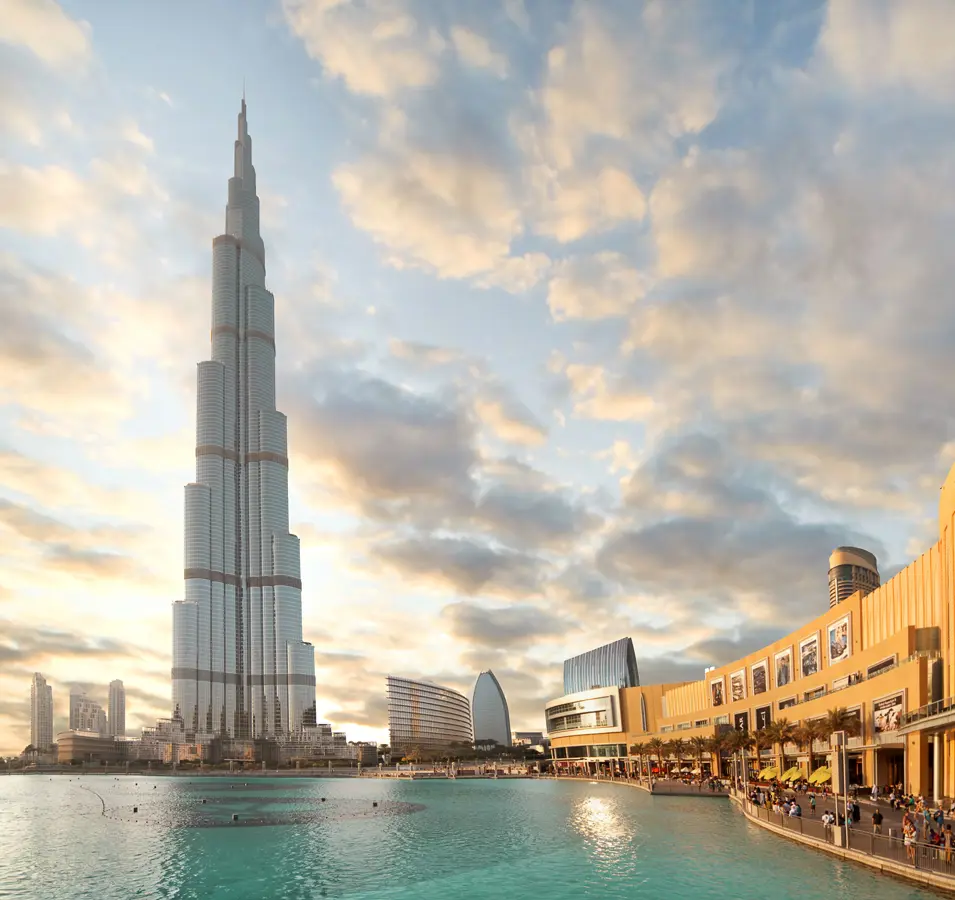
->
xmin=828 ymin=547 xmax=880 ymax=609
xmin=172 ymin=99 xmax=316 ymax=741
xmin=471 ymin=670 xmax=511 ymax=746
xmin=108 ymin=679 xmax=126 ymax=737
xmin=30 ymin=673 xmax=53 ymax=750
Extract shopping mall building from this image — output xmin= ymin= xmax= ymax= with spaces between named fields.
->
xmin=545 ymin=462 xmax=955 ymax=800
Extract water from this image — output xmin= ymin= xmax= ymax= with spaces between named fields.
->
xmin=0 ymin=775 xmax=937 ymax=899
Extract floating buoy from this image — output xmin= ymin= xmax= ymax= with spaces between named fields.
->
xmin=373 ymin=802 xmax=378 ymax=808
xmin=321 ymin=797 xmax=326 ymax=802
xmin=232 ymin=814 xmax=239 ymax=822
xmin=133 ymin=807 xmax=138 ymax=813
xmin=202 ymin=799 xmax=207 ymax=804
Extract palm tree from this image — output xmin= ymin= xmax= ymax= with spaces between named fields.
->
xmin=821 ymin=706 xmax=862 ymax=740
xmin=751 ymin=727 xmax=771 ymax=773
xmin=763 ymin=718 xmax=794 ymax=775
xmin=705 ymin=736 xmax=725 ymax=778
xmin=647 ymin=737 xmax=666 ymax=778
xmin=792 ymin=719 xmax=826 ymax=776
xmin=689 ymin=735 xmax=709 ymax=776
xmin=722 ymin=729 xmax=751 ymax=783
xmin=629 ymin=742 xmax=647 ymax=780
xmin=667 ymin=738 xmax=688 ymax=775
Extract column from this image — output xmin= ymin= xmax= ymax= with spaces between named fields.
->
xmin=934 ymin=734 xmax=943 ymax=804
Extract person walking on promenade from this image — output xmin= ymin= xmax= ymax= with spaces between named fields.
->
xmin=809 ymin=794 xmax=816 ymax=816
xmin=904 ymin=822 xmax=917 ymax=865
xmin=944 ymin=824 xmax=953 ymax=866
xmin=872 ymin=808 xmax=883 ymax=835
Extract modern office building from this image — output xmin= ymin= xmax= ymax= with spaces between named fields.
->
xmin=513 ymin=731 xmax=546 ymax=747
xmin=172 ymin=97 xmax=316 ymax=740
xmin=471 ymin=670 xmax=511 ymax=746
xmin=544 ymin=460 xmax=955 ymax=801
xmin=69 ymin=693 xmax=108 ymax=735
xmin=108 ymin=680 xmax=126 ymax=737
xmin=563 ymin=636 xmax=640 ymax=694
xmin=30 ymin=673 xmax=53 ymax=750
xmin=829 ymin=546 xmax=880 ymax=608
xmin=386 ymin=676 xmax=473 ymax=753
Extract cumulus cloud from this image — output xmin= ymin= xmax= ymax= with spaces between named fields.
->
xmin=548 ymin=252 xmax=648 ymax=321
xmin=2 ymin=0 xmax=92 ymax=69
xmin=442 ymin=601 xmax=570 ymax=648
xmin=282 ymin=0 xmax=444 ymax=97
xmin=450 ymin=26 xmax=508 ymax=78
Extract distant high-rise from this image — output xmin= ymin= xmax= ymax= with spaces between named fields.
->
xmin=471 ymin=671 xmax=511 ymax=746
xmin=828 ymin=547 xmax=880 ymax=609
xmin=386 ymin=676 xmax=473 ymax=753
xmin=172 ymin=98 xmax=315 ymax=740
xmin=69 ymin=692 xmax=108 ymax=735
xmin=563 ymin=637 xmax=640 ymax=695
xmin=108 ymin=680 xmax=126 ymax=737
xmin=30 ymin=673 xmax=53 ymax=750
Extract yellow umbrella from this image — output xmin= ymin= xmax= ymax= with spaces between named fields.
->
xmin=757 ymin=766 xmax=778 ymax=780
xmin=808 ymin=767 xmax=831 ymax=784
xmin=779 ymin=766 xmax=801 ymax=782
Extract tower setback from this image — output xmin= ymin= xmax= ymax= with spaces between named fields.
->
xmin=172 ymin=99 xmax=316 ymax=741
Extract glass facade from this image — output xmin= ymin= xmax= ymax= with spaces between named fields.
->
xmin=471 ymin=670 xmax=511 ymax=746
xmin=30 ymin=673 xmax=53 ymax=750
xmin=563 ymin=637 xmax=640 ymax=694
xmin=172 ymin=99 xmax=315 ymax=740
xmin=387 ymin=676 xmax=473 ymax=753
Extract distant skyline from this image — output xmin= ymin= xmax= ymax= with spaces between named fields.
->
xmin=4 ymin=0 xmax=955 ymax=756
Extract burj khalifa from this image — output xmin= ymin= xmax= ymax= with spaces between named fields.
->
xmin=172 ymin=99 xmax=316 ymax=740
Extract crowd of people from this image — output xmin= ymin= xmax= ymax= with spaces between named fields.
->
xmin=745 ymin=779 xmax=955 ymax=868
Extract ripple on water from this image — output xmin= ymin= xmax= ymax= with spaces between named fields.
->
xmin=0 ymin=777 xmax=943 ymax=900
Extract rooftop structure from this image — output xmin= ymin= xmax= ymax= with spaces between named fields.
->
xmin=563 ymin=636 xmax=640 ymax=695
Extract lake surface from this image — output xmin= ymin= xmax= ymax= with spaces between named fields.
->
xmin=0 ymin=775 xmax=938 ymax=899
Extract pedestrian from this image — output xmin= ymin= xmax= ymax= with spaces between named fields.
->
xmin=872 ymin=808 xmax=883 ymax=835
xmin=809 ymin=794 xmax=816 ymax=816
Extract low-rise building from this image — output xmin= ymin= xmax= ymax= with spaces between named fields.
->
xmin=544 ymin=460 xmax=955 ymax=800
xmin=56 ymin=731 xmax=122 ymax=765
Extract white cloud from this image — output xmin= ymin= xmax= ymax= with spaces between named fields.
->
xmin=548 ymin=252 xmax=647 ymax=321
xmin=819 ymin=0 xmax=955 ymax=99
xmin=282 ymin=0 xmax=443 ymax=97
xmin=120 ymin=120 xmax=154 ymax=153
xmin=1 ymin=0 xmax=92 ymax=69
xmin=451 ymin=26 xmax=508 ymax=78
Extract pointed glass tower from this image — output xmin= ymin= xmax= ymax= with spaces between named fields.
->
xmin=173 ymin=99 xmax=316 ymax=741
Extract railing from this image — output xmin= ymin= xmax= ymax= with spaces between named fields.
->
xmin=901 ymin=697 xmax=955 ymax=728
xmin=737 ymin=793 xmax=955 ymax=880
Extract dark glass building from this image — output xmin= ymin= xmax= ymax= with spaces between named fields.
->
xmin=563 ymin=637 xmax=640 ymax=695
xmin=471 ymin=670 xmax=511 ymax=746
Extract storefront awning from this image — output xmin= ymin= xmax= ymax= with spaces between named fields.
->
xmin=808 ymin=766 xmax=831 ymax=784
xmin=757 ymin=766 xmax=778 ymax=780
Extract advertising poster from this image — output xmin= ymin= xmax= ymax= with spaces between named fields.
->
xmin=710 ymin=677 xmax=725 ymax=707
xmin=774 ymin=647 xmax=793 ymax=688
xmin=734 ymin=711 xmax=749 ymax=732
xmin=873 ymin=693 xmax=904 ymax=733
xmin=867 ymin=656 xmax=896 ymax=679
xmin=755 ymin=705 xmax=772 ymax=730
xmin=828 ymin=614 xmax=851 ymax=665
xmin=751 ymin=660 xmax=768 ymax=695
xmin=730 ymin=669 xmax=746 ymax=702
xmin=800 ymin=633 xmax=819 ymax=678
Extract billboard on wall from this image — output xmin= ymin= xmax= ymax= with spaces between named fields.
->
xmin=800 ymin=633 xmax=819 ymax=677
xmin=734 ymin=711 xmax=749 ymax=732
xmin=775 ymin=647 xmax=793 ymax=688
xmin=828 ymin=614 xmax=851 ymax=665
xmin=730 ymin=669 xmax=746 ymax=702
xmin=867 ymin=656 xmax=896 ymax=680
xmin=751 ymin=659 xmax=768 ymax=695
xmin=755 ymin=705 xmax=772 ymax=730
xmin=710 ymin=677 xmax=725 ymax=707
xmin=873 ymin=692 xmax=904 ymax=733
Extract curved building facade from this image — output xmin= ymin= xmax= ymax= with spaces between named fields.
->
xmin=828 ymin=546 xmax=880 ymax=608
xmin=564 ymin=637 xmax=640 ymax=695
xmin=387 ymin=676 xmax=473 ymax=753
xmin=544 ymin=461 xmax=955 ymax=800
xmin=172 ymin=99 xmax=315 ymax=740
xmin=471 ymin=670 xmax=511 ymax=746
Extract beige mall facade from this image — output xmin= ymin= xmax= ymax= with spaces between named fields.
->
xmin=546 ymin=462 xmax=955 ymax=800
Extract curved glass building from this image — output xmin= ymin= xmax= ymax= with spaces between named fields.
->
xmin=471 ymin=670 xmax=511 ymax=746
xmin=563 ymin=637 xmax=640 ymax=694
xmin=387 ymin=676 xmax=473 ymax=753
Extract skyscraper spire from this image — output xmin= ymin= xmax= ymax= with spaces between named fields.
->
xmin=173 ymin=99 xmax=316 ymax=742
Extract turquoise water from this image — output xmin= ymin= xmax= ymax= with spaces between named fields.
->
xmin=0 ymin=775 xmax=937 ymax=899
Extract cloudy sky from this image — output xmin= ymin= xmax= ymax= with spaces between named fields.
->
xmin=2 ymin=0 xmax=955 ymax=755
